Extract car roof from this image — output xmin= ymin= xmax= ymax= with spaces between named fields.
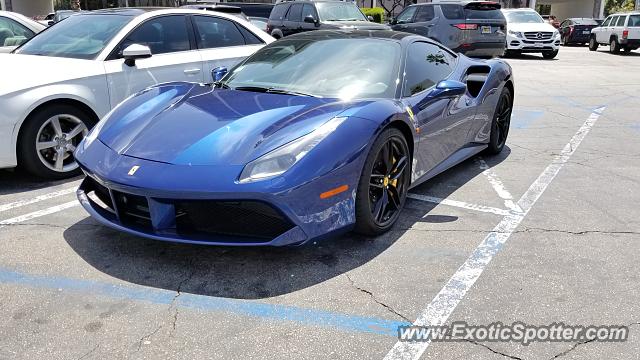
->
xmin=501 ymin=8 xmax=537 ymax=12
xmin=90 ymin=7 xmax=168 ymax=16
xmin=284 ymin=29 xmax=435 ymax=45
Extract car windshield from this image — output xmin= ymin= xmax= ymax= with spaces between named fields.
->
xmin=316 ymin=3 xmax=367 ymax=21
xmin=222 ymin=38 xmax=401 ymax=100
xmin=505 ymin=11 xmax=544 ymax=23
xmin=16 ymin=14 xmax=131 ymax=59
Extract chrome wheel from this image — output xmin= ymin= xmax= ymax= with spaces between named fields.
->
xmin=35 ymin=114 xmax=88 ymax=172
xmin=368 ymin=136 xmax=409 ymax=227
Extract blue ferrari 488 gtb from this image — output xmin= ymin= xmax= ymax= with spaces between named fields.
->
xmin=75 ymin=30 xmax=514 ymax=246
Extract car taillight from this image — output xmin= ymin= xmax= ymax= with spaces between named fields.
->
xmin=623 ymin=29 xmax=629 ymax=39
xmin=453 ymin=23 xmax=478 ymax=30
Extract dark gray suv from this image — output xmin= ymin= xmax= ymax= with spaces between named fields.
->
xmin=390 ymin=0 xmax=506 ymax=57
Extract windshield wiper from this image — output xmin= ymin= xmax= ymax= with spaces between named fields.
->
xmin=266 ymin=88 xmax=318 ymax=97
xmin=233 ymin=86 xmax=317 ymax=97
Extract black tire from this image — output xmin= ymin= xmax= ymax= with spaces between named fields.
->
xmin=610 ymin=38 xmax=620 ymax=53
xmin=354 ymin=128 xmax=410 ymax=236
xmin=542 ymin=49 xmax=558 ymax=59
xmin=18 ymin=104 xmax=96 ymax=179
xmin=484 ymin=87 xmax=512 ymax=155
xmin=504 ymin=50 xmax=520 ymax=58
xmin=623 ymin=47 xmax=631 ymax=54
xmin=589 ymin=36 xmax=599 ymax=51
xmin=271 ymin=30 xmax=282 ymax=39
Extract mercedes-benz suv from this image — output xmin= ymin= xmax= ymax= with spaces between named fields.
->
xmin=503 ymin=8 xmax=560 ymax=59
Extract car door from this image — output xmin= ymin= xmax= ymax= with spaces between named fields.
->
xmin=391 ymin=5 xmax=417 ymax=32
xmin=559 ymin=20 xmax=569 ymax=39
xmin=103 ymin=15 xmax=204 ymax=107
xmin=401 ymin=42 xmax=475 ymax=179
xmin=595 ymin=16 xmax=611 ymax=43
xmin=614 ymin=15 xmax=627 ymax=40
xmin=283 ymin=3 xmax=303 ymax=36
xmin=405 ymin=5 xmax=437 ymax=38
xmin=192 ymin=15 xmax=265 ymax=82
xmin=299 ymin=4 xmax=319 ymax=31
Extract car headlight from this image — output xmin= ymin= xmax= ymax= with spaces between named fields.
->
xmin=554 ymin=30 xmax=560 ymax=38
xmin=508 ymin=30 xmax=523 ymax=38
xmin=238 ymin=116 xmax=348 ymax=183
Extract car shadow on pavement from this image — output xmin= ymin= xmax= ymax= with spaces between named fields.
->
xmin=0 ymin=169 xmax=82 ymax=196
xmin=63 ymin=147 xmax=510 ymax=300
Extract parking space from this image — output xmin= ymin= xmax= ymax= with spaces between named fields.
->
xmin=0 ymin=45 xmax=639 ymax=359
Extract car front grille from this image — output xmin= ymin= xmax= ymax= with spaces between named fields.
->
xmin=81 ymin=177 xmax=294 ymax=243
xmin=174 ymin=200 xmax=294 ymax=241
xmin=524 ymin=31 xmax=553 ymax=40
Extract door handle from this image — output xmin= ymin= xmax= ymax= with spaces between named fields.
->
xmin=184 ymin=68 xmax=201 ymax=75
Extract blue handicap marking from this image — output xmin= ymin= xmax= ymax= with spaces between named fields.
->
xmin=511 ymin=109 xmax=544 ymax=129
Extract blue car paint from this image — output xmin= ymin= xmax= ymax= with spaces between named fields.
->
xmin=75 ymin=31 xmax=514 ymax=246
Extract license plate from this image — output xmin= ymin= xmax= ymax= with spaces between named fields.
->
xmin=583 ymin=30 xmax=590 ymax=34
xmin=534 ymin=42 xmax=543 ymax=47
xmin=481 ymin=26 xmax=491 ymax=34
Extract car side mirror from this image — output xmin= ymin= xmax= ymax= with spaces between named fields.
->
xmin=431 ymin=80 xmax=466 ymax=98
xmin=122 ymin=44 xmax=152 ymax=67
xmin=212 ymin=66 xmax=228 ymax=82
xmin=304 ymin=15 xmax=318 ymax=25
xmin=47 ymin=20 xmax=54 ymax=26
xmin=389 ymin=17 xmax=397 ymax=25
xmin=367 ymin=15 xmax=374 ymax=21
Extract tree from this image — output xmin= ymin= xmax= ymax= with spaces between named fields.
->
xmin=604 ymin=0 xmax=635 ymax=15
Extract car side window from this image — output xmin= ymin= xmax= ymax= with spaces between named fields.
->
xmin=616 ymin=16 xmax=626 ymax=27
xmin=601 ymin=17 xmax=611 ymax=27
xmin=193 ymin=15 xmax=246 ymax=49
xmin=236 ymin=24 xmax=264 ymax=45
xmin=396 ymin=6 xmax=417 ymax=24
xmin=286 ymin=4 xmax=303 ymax=22
xmin=120 ymin=15 xmax=190 ymax=55
xmin=269 ymin=3 xmax=289 ymax=21
xmin=0 ymin=16 xmax=35 ymax=45
xmin=440 ymin=4 xmax=464 ymax=19
xmin=414 ymin=5 xmax=435 ymax=22
xmin=302 ymin=4 xmax=317 ymax=21
xmin=609 ymin=16 xmax=619 ymax=27
xmin=404 ymin=42 xmax=455 ymax=97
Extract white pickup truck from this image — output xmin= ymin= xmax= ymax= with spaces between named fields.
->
xmin=589 ymin=12 xmax=640 ymax=53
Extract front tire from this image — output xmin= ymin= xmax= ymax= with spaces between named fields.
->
xmin=542 ymin=49 xmax=558 ymax=59
xmin=18 ymin=104 xmax=95 ymax=179
xmin=485 ymin=87 xmax=512 ymax=155
xmin=589 ymin=36 xmax=599 ymax=51
xmin=354 ymin=128 xmax=410 ymax=236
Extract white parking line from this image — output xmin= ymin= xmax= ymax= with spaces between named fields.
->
xmin=0 ymin=187 xmax=77 ymax=213
xmin=384 ymin=107 xmax=605 ymax=360
xmin=476 ymin=158 xmax=522 ymax=213
xmin=407 ymin=193 xmax=511 ymax=217
xmin=0 ymin=201 xmax=79 ymax=230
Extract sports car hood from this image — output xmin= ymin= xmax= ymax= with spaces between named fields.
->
xmin=0 ymin=54 xmax=104 ymax=97
xmin=96 ymin=83 xmax=361 ymax=166
xmin=323 ymin=21 xmax=390 ymax=30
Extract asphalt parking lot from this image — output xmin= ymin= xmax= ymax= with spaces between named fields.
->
xmin=1 ymin=46 xmax=639 ymax=360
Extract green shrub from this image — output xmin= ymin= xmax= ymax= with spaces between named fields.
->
xmin=361 ymin=7 xmax=385 ymax=23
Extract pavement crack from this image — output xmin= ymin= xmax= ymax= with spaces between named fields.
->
xmin=549 ymin=339 xmax=596 ymax=359
xmin=345 ymin=274 xmax=411 ymax=323
xmin=135 ymin=325 xmax=162 ymax=352
xmin=168 ymin=262 xmax=197 ymax=336
xmin=522 ymin=227 xmax=640 ymax=236
xmin=77 ymin=344 xmax=99 ymax=360
xmin=464 ymin=340 xmax=524 ymax=360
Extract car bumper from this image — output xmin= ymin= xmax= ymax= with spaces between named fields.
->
xmin=75 ymin=139 xmax=360 ymax=247
xmin=621 ymin=39 xmax=640 ymax=47
xmin=506 ymin=34 xmax=560 ymax=52
xmin=453 ymin=42 xmax=506 ymax=57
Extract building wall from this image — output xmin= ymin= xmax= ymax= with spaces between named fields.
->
xmin=6 ymin=0 xmax=54 ymax=17
xmin=547 ymin=0 xmax=597 ymax=20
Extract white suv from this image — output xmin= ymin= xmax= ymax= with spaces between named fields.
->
xmin=589 ymin=12 xmax=640 ymax=53
xmin=502 ymin=8 xmax=560 ymax=59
